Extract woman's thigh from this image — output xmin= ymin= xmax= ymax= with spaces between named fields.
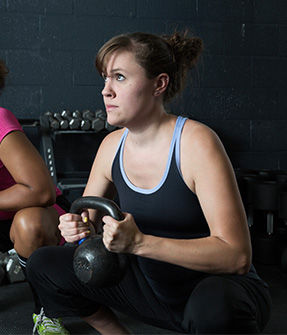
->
xmin=182 ymin=275 xmax=272 ymax=334
xmin=27 ymin=245 xmax=185 ymax=332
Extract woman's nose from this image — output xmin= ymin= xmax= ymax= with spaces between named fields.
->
xmin=102 ymin=81 xmax=114 ymax=97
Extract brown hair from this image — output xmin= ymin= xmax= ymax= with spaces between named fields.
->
xmin=0 ymin=59 xmax=9 ymax=95
xmin=95 ymin=31 xmax=203 ymax=103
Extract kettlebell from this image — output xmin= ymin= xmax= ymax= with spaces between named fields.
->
xmin=70 ymin=196 xmax=127 ymax=288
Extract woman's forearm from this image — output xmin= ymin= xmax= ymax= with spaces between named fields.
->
xmin=135 ymin=233 xmax=251 ymax=275
xmin=0 ymin=183 xmax=56 ymax=212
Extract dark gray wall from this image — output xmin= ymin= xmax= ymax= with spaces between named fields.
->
xmin=0 ymin=0 xmax=286 ymax=171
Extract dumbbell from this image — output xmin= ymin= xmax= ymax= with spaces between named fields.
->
xmin=72 ymin=110 xmax=88 ymax=130
xmin=82 ymin=109 xmax=95 ymax=121
xmin=94 ymin=109 xmax=116 ymax=132
xmin=45 ymin=111 xmax=60 ymax=130
xmin=72 ymin=110 xmax=82 ymax=119
xmin=82 ymin=109 xmax=97 ymax=131
xmin=82 ymin=109 xmax=105 ymax=132
xmin=53 ymin=113 xmax=69 ymax=130
xmin=90 ymin=109 xmax=105 ymax=132
xmin=0 ymin=250 xmax=25 ymax=284
xmin=105 ymin=121 xmax=117 ymax=132
xmin=71 ymin=110 xmax=90 ymax=131
xmin=80 ymin=119 xmax=91 ymax=131
xmin=61 ymin=110 xmax=81 ymax=130
xmin=71 ymin=196 xmax=127 ymax=288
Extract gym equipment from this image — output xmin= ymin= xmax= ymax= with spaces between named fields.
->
xmin=53 ymin=113 xmax=69 ymax=130
xmin=0 ymin=264 xmax=5 ymax=285
xmin=71 ymin=196 xmax=127 ymax=288
xmin=91 ymin=109 xmax=105 ymax=132
xmin=105 ymin=121 xmax=117 ymax=132
xmin=95 ymin=109 xmax=105 ymax=119
xmin=82 ymin=109 xmax=95 ymax=129
xmin=44 ymin=109 xmax=116 ymax=133
xmin=250 ymin=180 xmax=287 ymax=235
xmin=45 ymin=111 xmax=60 ymax=130
xmin=19 ymin=119 xmax=40 ymax=128
xmin=82 ymin=109 xmax=95 ymax=121
xmin=61 ymin=110 xmax=81 ymax=130
xmin=279 ymin=193 xmax=287 ymax=272
xmin=93 ymin=109 xmax=115 ymax=132
xmin=251 ymin=232 xmax=280 ymax=265
xmin=279 ymin=192 xmax=287 ymax=222
xmin=82 ymin=109 xmax=104 ymax=132
xmin=81 ymin=109 xmax=94 ymax=131
xmin=80 ymin=118 xmax=91 ymax=131
xmin=70 ymin=110 xmax=91 ymax=130
xmin=72 ymin=110 xmax=82 ymax=119
xmin=0 ymin=249 xmax=25 ymax=285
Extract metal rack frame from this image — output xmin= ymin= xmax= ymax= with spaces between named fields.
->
xmin=40 ymin=114 xmax=91 ymax=193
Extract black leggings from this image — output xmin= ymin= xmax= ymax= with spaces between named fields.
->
xmin=26 ymin=246 xmax=272 ymax=334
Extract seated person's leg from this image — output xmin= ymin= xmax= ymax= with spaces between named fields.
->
xmin=10 ymin=206 xmax=61 ymax=258
xmin=10 ymin=206 xmax=70 ymax=335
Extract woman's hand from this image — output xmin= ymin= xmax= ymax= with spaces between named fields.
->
xmin=58 ymin=210 xmax=93 ymax=243
xmin=102 ymin=213 xmax=144 ymax=254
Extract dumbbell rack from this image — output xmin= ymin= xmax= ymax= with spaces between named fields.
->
xmin=40 ymin=113 xmax=110 ymax=195
xmin=40 ymin=114 xmax=58 ymax=185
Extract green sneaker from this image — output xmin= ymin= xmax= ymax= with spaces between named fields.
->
xmin=32 ymin=307 xmax=70 ymax=335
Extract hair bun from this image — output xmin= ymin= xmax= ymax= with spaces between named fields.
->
xmin=164 ymin=31 xmax=204 ymax=70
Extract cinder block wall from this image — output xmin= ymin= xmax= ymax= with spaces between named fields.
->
xmin=0 ymin=0 xmax=286 ymax=171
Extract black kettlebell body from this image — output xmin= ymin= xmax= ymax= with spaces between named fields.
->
xmin=70 ymin=196 xmax=127 ymax=288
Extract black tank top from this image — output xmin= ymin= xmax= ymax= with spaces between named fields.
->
xmin=112 ymin=117 xmax=265 ymax=303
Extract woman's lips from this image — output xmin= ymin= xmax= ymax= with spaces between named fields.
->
xmin=105 ymin=105 xmax=118 ymax=112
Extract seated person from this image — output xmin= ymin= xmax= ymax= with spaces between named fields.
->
xmin=0 ymin=59 xmax=70 ymax=335
xmin=26 ymin=31 xmax=272 ymax=334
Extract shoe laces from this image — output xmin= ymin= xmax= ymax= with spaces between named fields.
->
xmin=33 ymin=307 xmax=68 ymax=335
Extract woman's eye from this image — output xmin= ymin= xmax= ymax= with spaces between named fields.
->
xmin=116 ymin=74 xmax=125 ymax=81
xmin=102 ymin=74 xmax=108 ymax=82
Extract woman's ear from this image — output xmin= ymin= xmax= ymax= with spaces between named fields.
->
xmin=153 ymin=73 xmax=169 ymax=97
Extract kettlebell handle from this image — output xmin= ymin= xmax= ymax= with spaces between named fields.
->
xmin=70 ymin=196 xmax=124 ymax=221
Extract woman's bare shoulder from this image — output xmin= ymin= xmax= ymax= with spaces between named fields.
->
xmin=92 ymin=128 xmax=126 ymax=170
xmin=181 ymin=118 xmax=229 ymax=174
xmin=99 ymin=128 xmax=126 ymax=152
xmin=183 ymin=119 xmax=221 ymax=148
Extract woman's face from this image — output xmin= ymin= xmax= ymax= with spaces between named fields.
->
xmin=101 ymin=51 xmax=156 ymax=129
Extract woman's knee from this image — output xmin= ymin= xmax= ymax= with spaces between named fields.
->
xmin=182 ymin=276 xmax=259 ymax=334
xmin=27 ymin=245 xmax=78 ymax=291
xmin=26 ymin=247 xmax=48 ymax=281
xmin=27 ymin=246 xmax=63 ymax=280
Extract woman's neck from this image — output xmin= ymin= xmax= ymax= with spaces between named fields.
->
xmin=127 ymin=110 xmax=174 ymax=149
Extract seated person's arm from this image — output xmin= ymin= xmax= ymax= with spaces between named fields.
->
xmin=0 ymin=130 xmax=56 ymax=211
